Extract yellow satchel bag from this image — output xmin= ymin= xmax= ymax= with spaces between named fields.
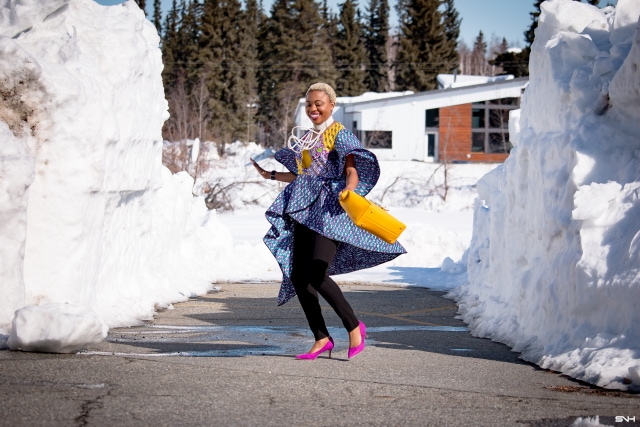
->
xmin=339 ymin=190 xmax=406 ymax=244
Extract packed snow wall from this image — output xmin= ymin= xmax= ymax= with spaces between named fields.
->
xmin=0 ymin=0 xmax=229 ymax=343
xmin=453 ymin=0 xmax=640 ymax=391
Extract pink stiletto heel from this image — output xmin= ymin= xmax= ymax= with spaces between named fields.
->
xmin=296 ymin=337 xmax=334 ymax=360
xmin=348 ymin=321 xmax=366 ymax=359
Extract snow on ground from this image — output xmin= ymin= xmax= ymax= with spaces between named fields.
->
xmin=0 ymin=0 xmax=229 ymax=347
xmin=449 ymin=0 xmax=640 ymax=391
xmin=0 ymin=0 xmax=639 ymax=392
xmin=193 ymin=141 xmax=494 ymax=287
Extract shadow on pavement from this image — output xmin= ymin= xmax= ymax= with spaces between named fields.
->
xmin=93 ymin=283 xmax=528 ymax=366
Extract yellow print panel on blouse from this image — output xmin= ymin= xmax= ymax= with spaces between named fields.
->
xmin=295 ymin=122 xmax=345 ymax=175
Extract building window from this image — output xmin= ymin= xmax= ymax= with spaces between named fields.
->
xmin=363 ymin=131 xmax=392 ymax=149
xmin=471 ymin=133 xmax=484 ymax=152
xmin=489 ymin=133 xmax=511 ymax=153
xmin=488 ymin=97 xmax=519 ymax=106
xmin=425 ymin=109 xmax=439 ymax=128
xmin=471 ymin=97 xmax=519 ymax=153
xmin=472 ymin=108 xmax=485 ymax=128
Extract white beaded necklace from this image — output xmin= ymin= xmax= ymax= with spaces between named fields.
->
xmin=287 ymin=117 xmax=334 ymax=153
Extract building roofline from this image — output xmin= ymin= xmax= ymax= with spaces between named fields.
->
xmin=342 ymin=76 xmax=529 ymax=110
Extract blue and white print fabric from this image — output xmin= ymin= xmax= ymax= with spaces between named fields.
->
xmin=263 ymin=123 xmax=407 ymax=306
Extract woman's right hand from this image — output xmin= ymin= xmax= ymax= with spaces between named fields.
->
xmin=251 ymin=158 xmax=269 ymax=180
xmin=251 ymin=158 xmax=295 ymax=183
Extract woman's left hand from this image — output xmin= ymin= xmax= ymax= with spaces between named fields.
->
xmin=251 ymin=158 xmax=270 ymax=180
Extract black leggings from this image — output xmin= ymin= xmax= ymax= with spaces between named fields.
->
xmin=291 ymin=223 xmax=359 ymax=341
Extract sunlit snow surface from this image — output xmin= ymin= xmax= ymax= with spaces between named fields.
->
xmin=450 ymin=0 xmax=640 ymax=391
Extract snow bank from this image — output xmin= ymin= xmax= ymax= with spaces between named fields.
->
xmin=0 ymin=0 xmax=225 ymax=351
xmin=8 ymin=303 xmax=108 ymax=353
xmin=452 ymin=0 xmax=640 ymax=391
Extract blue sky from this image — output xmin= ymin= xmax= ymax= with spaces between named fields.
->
xmin=95 ymin=0 xmax=539 ymax=47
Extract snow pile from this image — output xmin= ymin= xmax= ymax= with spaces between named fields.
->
xmin=452 ymin=0 xmax=640 ymax=391
xmin=0 ymin=0 xmax=225 ymax=351
xmin=8 ymin=303 xmax=108 ymax=353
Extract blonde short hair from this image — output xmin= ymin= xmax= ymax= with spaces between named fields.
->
xmin=306 ymin=82 xmax=337 ymax=104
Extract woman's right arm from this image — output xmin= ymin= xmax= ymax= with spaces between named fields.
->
xmin=251 ymin=158 xmax=295 ymax=183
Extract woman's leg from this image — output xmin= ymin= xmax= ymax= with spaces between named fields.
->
xmin=291 ymin=223 xmax=359 ymax=340
xmin=309 ymin=236 xmax=359 ymax=334
xmin=291 ymin=223 xmax=330 ymax=341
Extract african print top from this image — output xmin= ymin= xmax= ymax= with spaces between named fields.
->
xmin=263 ymin=121 xmax=407 ymax=306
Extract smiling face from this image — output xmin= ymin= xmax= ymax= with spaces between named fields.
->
xmin=305 ymin=90 xmax=335 ymax=126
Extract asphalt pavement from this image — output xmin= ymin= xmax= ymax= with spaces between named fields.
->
xmin=1 ymin=282 xmax=638 ymax=427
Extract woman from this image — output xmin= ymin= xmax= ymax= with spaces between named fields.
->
xmin=252 ymin=82 xmax=405 ymax=360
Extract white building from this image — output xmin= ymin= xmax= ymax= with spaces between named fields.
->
xmin=294 ymin=75 xmax=529 ymax=163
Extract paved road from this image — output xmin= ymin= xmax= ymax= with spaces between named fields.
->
xmin=1 ymin=283 xmax=638 ymax=427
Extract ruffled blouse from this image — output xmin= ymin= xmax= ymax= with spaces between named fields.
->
xmin=264 ymin=121 xmax=406 ymax=305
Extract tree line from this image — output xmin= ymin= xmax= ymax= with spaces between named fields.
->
xmin=134 ymin=0 xmax=604 ymax=149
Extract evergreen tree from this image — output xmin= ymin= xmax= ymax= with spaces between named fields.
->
xmin=257 ymin=0 xmax=337 ymax=146
xmin=161 ymin=0 xmax=202 ymax=141
xmin=393 ymin=0 xmax=448 ymax=91
xmin=153 ymin=0 xmax=162 ymax=33
xmin=364 ymin=0 xmax=389 ymax=92
xmin=524 ymin=0 xmax=543 ymax=47
xmin=470 ymin=30 xmax=487 ymax=75
xmin=321 ymin=0 xmax=330 ymax=21
xmin=334 ymin=0 xmax=367 ymax=95
xmin=241 ymin=0 xmax=262 ymax=143
xmin=496 ymin=37 xmax=508 ymax=55
xmin=198 ymin=0 xmax=249 ymax=148
xmin=440 ymin=0 xmax=460 ymax=74
xmin=324 ymin=2 xmax=340 ymax=73
xmin=168 ymin=0 xmax=200 ymax=88
xmin=491 ymin=0 xmax=544 ymax=78
xmin=161 ymin=0 xmax=181 ymax=91
xmin=490 ymin=49 xmax=529 ymax=77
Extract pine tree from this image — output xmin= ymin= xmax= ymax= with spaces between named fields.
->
xmin=334 ymin=0 xmax=367 ymax=95
xmin=257 ymin=0 xmax=337 ymax=147
xmin=325 ymin=3 xmax=340 ymax=76
xmin=364 ymin=0 xmax=389 ymax=92
xmin=393 ymin=0 xmax=448 ymax=91
xmin=496 ymin=37 xmax=508 ymax=55
xmin=153 ymin=0 xmax=162 ymax=33
xmin=524 ymin=0 xmax=544 ymax=47
xmin=440 ymin=0 xmax=460 ymax=74
xmin=198 ymin=0 xmax=249 ymax=148
xmin=161 ymin=0 xmax=202 ymax=141
xmin=490 ymin=48 xmax=529 ymax=77
xmin=490 ymin=0 xmax=543 ymax=78
xmin=241 ymin=0 xmax=262 ymax=143
xmin=470 ymin=31 xmax=487 ymax=75
xmin=161 ymin=0 xmax=181 ymax=93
